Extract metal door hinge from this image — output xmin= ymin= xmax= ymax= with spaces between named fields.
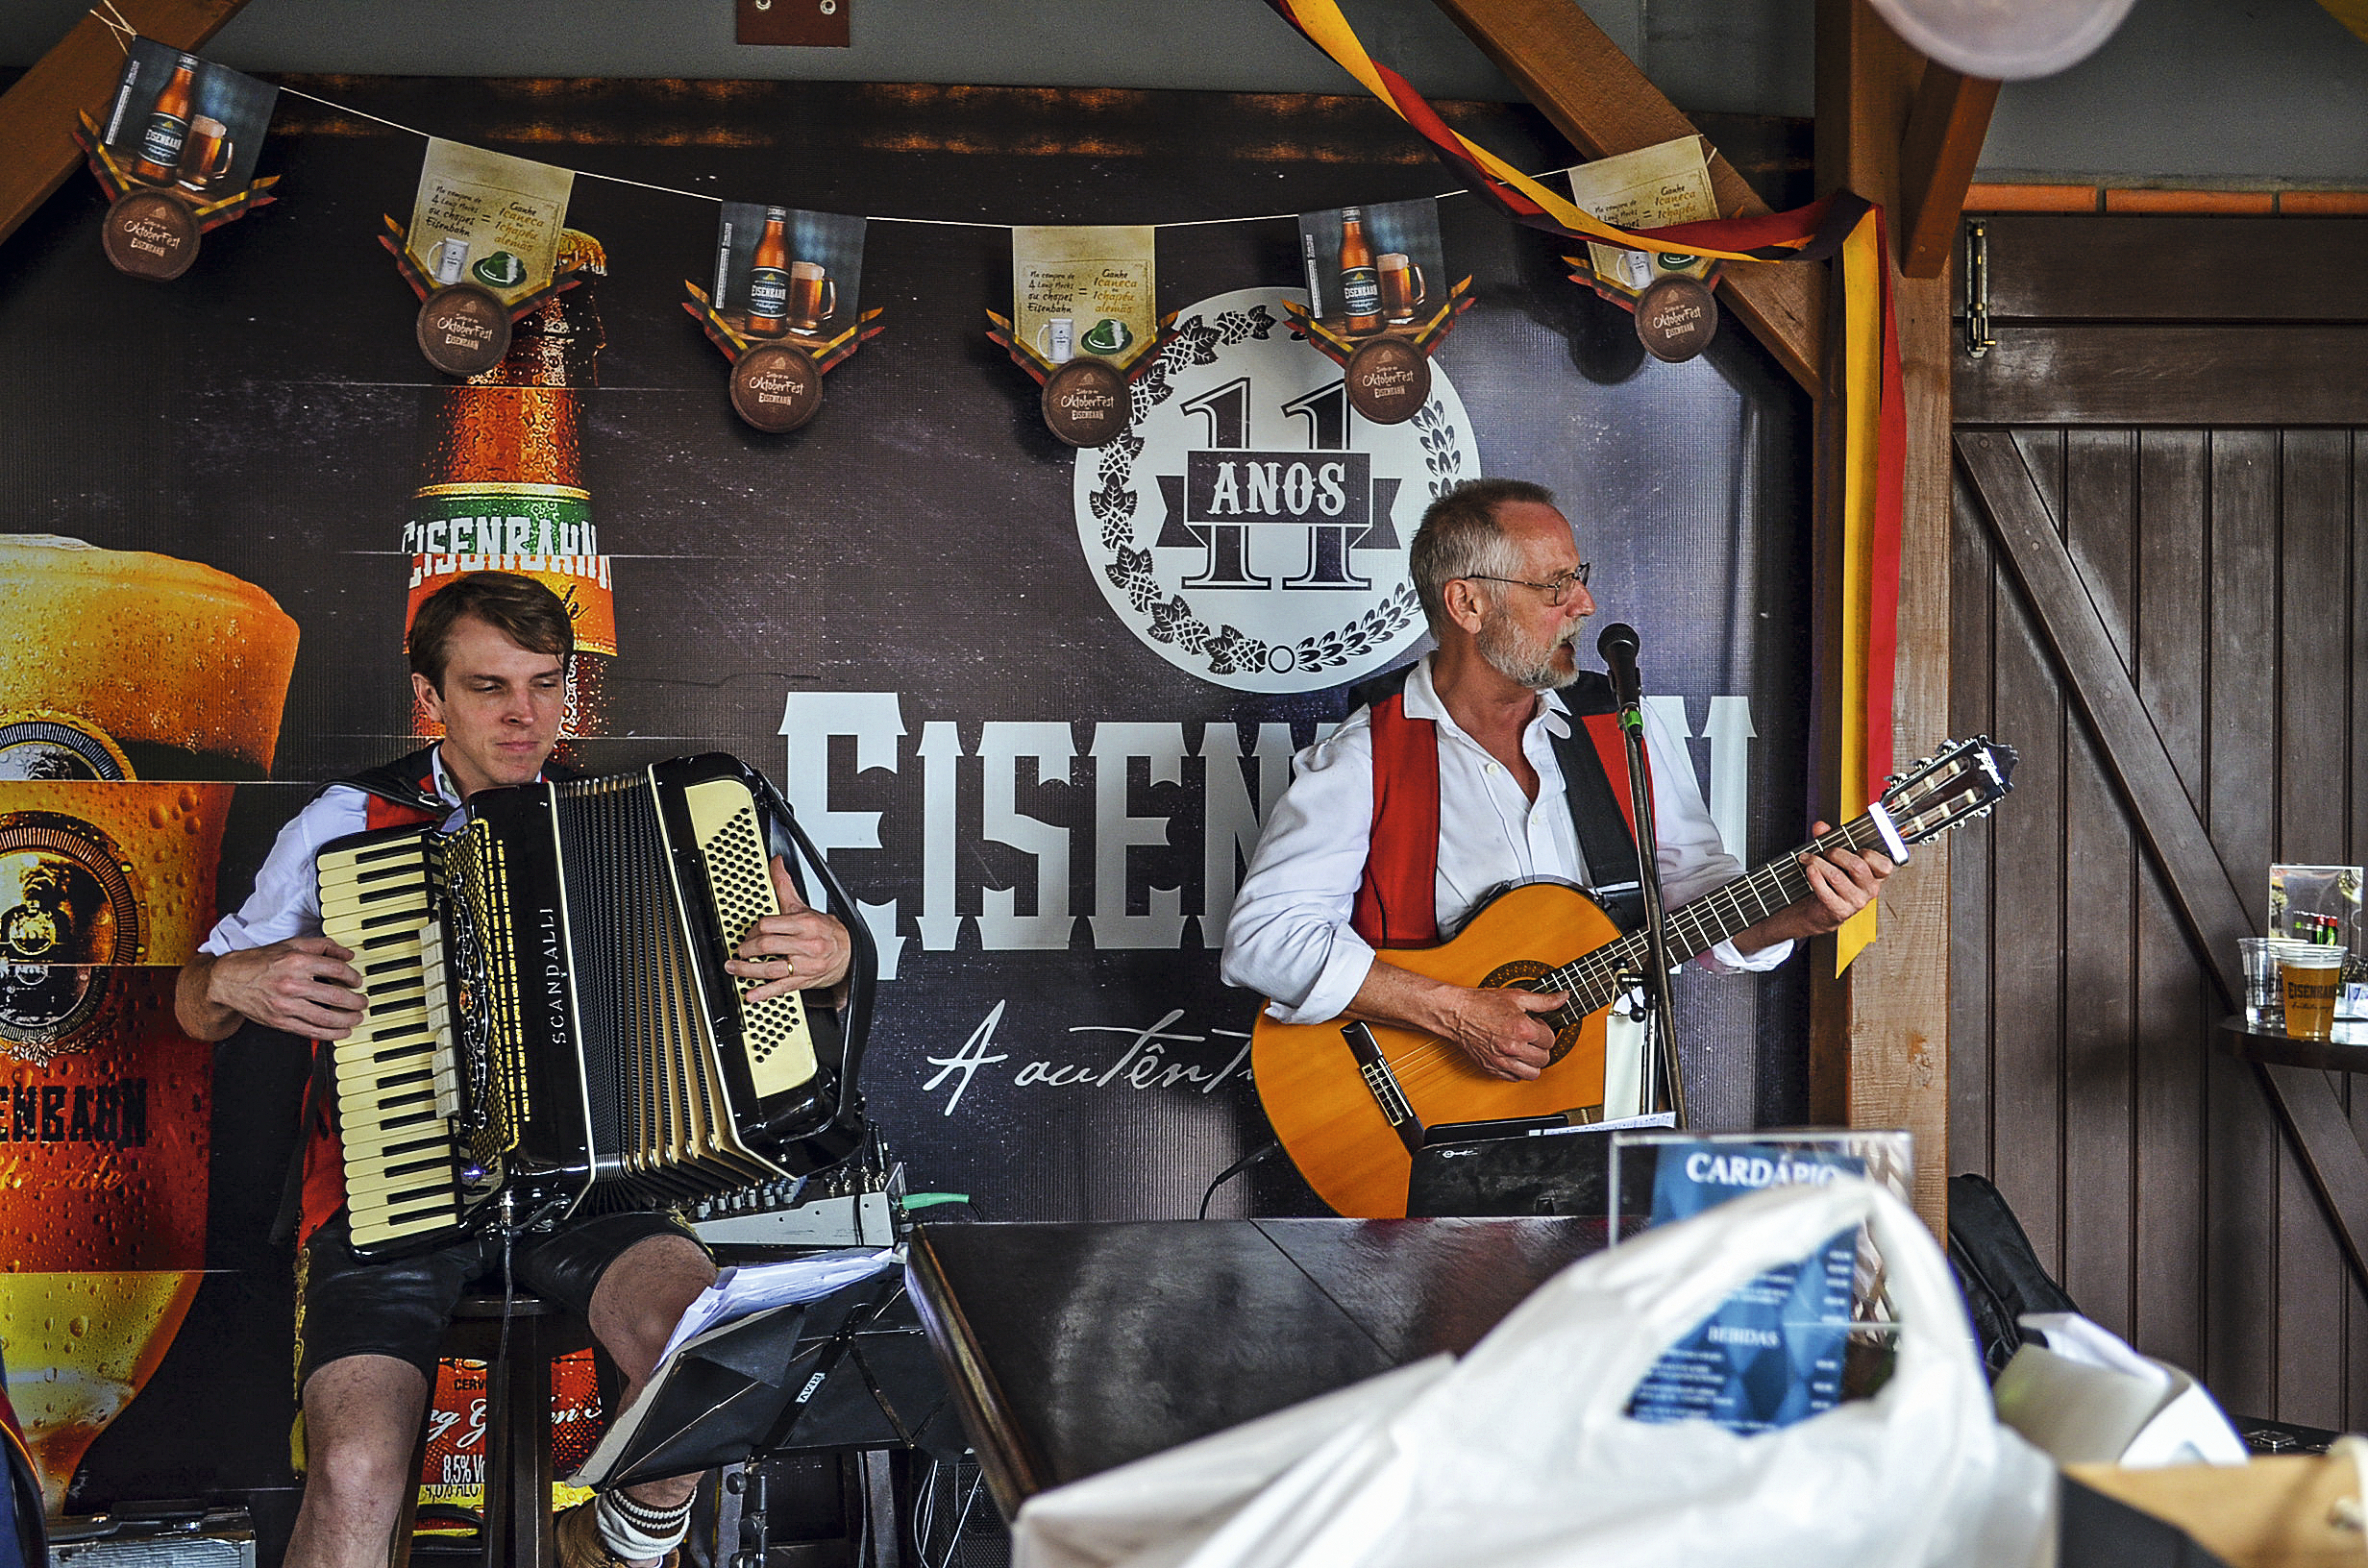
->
xmin=1963 ymin=220 xmax=1995 ymax=359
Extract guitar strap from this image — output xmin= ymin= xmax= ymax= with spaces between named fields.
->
xmin=1350 ymin=666 xmax=1648 ymax=947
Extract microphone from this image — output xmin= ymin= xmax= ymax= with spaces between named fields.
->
xmin=1597 ymin=622 xmax=1641 ymax=706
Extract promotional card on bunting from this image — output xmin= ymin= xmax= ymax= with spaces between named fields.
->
xmin=405 ymin=139 xmax=575 ymax=306
xmin=99 ymin=40 xmax=277 ymax=201
xmin=1011 ymin=225 xmax=1156 ymax=370
xmin=1296 ymin=198 xmax=1446 ymax=340
xmin=1565 ymin=136 xmax=1720 ymax=303
xmin=712 ymin=203 xmax=865 ymax=348
xmin=85 ymin=40 xmax=281 ymax=280
xmin=1291 ymin=198 xmax=1459 ymax=422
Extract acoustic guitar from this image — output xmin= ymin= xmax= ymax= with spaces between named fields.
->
xmin=1250 ymin=736 xmax=2017 ymax=1217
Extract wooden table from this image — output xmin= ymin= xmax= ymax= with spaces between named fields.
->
xmin=903 ymin=1216 xmax=1610 ymax=1520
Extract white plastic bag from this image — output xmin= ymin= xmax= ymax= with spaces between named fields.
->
xmin=1016 ymin=1178 xmax=2056 ymax=1568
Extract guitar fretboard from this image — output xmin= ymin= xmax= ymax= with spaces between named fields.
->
xmin=1544 ymin=814 xmax=1893 ymax=1017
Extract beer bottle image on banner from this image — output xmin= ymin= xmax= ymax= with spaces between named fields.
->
xmin=1338 ymin=207 xmax=1381 ymax=333
xmin=405 ymin=230 xmax=615 ymax=741
xmin=747 ymin=208 xmax=791 ymax=338
xmin=130 ymin=54 xmax=198 ymax=186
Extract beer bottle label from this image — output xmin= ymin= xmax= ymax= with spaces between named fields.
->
xmin=749 ymin=266 xmax=790 ymax=322
xmin=406 ymin=483 xmax=618 ymax=656
xmin=139 ymin=111 xmax=189 ymax=172
xmin=1342 ymin=266 xmax=1381 ymax=319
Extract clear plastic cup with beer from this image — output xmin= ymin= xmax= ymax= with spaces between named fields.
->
xmin=2277 ymin=941 xmax=2348 ymax=1042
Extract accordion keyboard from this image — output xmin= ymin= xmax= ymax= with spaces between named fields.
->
xmin=317 ymin=831 xmax=462 ymax=1253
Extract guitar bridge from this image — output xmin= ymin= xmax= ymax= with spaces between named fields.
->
xmin=1341 ymin=1022 xmax=1424 ymax=1157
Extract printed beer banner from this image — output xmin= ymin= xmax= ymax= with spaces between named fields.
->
xmin=83 ymin=39 xmax=281 ymax=280
xmin=1565 ymin=137 xmax=1722 ymax=304
xmin=1288 ymin=199 xmax=1465 ymax=423
xmin=404 ymin=140 xmax=576 ymax=306
xmin=99 ymin=40 xmax=278 ymax=203
xmin=688 ymin=203 xmax=876 ymax=431
xmin=1011 ymin=225 xmax=1157 ymax=371
xmin=1296 ymin=198 xmax=1445 ymax=339
xmin=712 ymin=203 xmax=866 ymax=349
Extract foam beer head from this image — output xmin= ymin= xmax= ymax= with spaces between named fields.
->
xmin=0 ymin=535 xmax=298 ymax=779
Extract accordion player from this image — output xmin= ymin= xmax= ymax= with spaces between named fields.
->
xmin=313 ymin=752 xmax=865 ymax=1259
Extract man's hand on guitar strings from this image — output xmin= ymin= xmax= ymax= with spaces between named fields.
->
xmin=1435 ymin=983 xmax=1568 ymax=1082
xmin=728 ymin=855 xmax=853 ymax=999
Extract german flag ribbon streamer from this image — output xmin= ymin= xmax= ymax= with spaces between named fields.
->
xmin=1262 ymin=0 xmax=1903 ymax=970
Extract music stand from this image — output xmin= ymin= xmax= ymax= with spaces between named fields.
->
xmin=576 ymin=1271 xmax=966 ymax=1493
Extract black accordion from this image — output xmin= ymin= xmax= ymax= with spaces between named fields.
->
xmin=316 ymin=753 xmax=861 ymax=1259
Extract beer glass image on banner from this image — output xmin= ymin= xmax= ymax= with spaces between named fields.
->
xmin=98 ymin=38 xmax=278 ymax=198
xmin=712 ymin=202 xmax=864 ymax=342
xmin=0 ymin=784 xmax=232 ymax=1513
xmin=1298 ymin=198 xmax=1447 ymax=339
xmin=1075 ymin=286 xmax=1479 ymax=693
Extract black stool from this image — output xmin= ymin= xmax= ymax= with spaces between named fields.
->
xmin=390 ymin=1293 xmax=597 ymax=1568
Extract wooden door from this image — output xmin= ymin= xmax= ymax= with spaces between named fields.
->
xmin=1952 ymin=214 xmax=2368 ymax=1426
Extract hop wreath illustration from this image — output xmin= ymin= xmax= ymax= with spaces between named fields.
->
xmin=1089 ymin=308 xmax=1458 ymax=682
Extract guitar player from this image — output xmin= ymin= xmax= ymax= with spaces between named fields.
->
xmin=1220 ymin=477 xmax=1892 ymax=1085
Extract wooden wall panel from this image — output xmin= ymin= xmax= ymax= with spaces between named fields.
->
xmin=1986 ymin=546 xmax=2069 ymax=1270
xmin=1948 ymin=484 xmax=1997 ymax=1177
xmin=1956 ymin=411 xmax=2368 ymax=1424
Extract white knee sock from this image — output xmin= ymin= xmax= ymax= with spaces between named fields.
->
xmin=595 ymin=1488 xmax=693 ymax=1564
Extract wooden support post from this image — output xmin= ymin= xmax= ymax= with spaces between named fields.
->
xmin=1813 ymin=0 xmax=1954 ymax=1237
xmin=0 ymin=0 xmax=254 ymax=253
xmin=1897 ymin=64 xmax=1999 ymax=279
xmin=1430 ymin=0 xmax=1826 ymax=396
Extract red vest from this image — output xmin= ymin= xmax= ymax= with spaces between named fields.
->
xmin=296 ymin=777 xmax=444 ymax=1246
xmin=1350 ymin=690 xmax=1646 ymax=948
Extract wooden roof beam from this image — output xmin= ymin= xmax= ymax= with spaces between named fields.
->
xmin=0 ymin=0 xmax=256 ymax=253
xmin=1429 ymin=0 xmax=1826 ymax=396
xmin=1896 ymin=63 xmax=1999 ymax=278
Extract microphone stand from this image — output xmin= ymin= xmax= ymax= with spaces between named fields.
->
xmin=1607 ymin=660 xmax=1688 ymax=1127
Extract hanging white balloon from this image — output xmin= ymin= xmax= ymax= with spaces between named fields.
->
xmin=1867 ymin=0 xmax=2137 ymax=79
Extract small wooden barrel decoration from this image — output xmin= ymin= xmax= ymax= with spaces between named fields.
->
xmin=1041 ymin=357 xmax=1132 ymax=448
xmin=1634 ymin=275 xmax=1719 ymax=363
xmin=729 ymin=342 xmax=825 ymax=433
xmin=1344 ymin=335 xmax=1431 ymax=424
xmin=415 ymin=283 xmax=512 ymax=378
xmin=101 ymin=189 xmax=201 ymax=282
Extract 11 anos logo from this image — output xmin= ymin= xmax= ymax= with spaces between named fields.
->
xmin=1074 ymin=286 xmax=1480 ymax=695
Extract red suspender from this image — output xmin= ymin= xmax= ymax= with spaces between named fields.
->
xmin=1351 ymin=693 xmax=1442 ymax=948
xmin=1350 ymin=698 xmax=1648 ymax=952
xmin=1577 ymin=712 xmax=1649 ymax=841
xmin=296 ymin=778 xmax=443 ymax=1247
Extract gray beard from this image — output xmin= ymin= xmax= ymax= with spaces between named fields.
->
xmin=1477 ymin=613 xmax=1585 ymax=691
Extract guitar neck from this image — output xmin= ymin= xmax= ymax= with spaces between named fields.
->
xmin=1546 ymin=813 xmax=1895 ymax=1012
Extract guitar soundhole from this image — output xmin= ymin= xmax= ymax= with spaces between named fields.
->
xmin=1478 ymin=960 xmax=1586 ymax=1066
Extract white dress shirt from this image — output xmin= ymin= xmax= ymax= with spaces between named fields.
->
xmin=1221 ymin=655 xmax=1790 ymax=1024
xmin=199 ymin=748 xmax=464 ymax=955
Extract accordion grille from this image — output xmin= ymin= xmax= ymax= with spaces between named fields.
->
xmin=444 ymin=820 xmax=522 ymax=1167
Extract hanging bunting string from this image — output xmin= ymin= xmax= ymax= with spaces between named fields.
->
xmin=85 ymin=17 xmax=1568 ymax=237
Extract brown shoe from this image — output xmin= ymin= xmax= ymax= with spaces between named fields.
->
xmin=554 ymin=1499 xmax=679 ymax=1568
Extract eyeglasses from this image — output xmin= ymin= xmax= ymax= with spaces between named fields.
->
xmin=1462 ymin=564 xmax=1591 ymax=606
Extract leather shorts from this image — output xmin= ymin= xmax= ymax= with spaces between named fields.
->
xmin=299 ymin=1207 xmax=707 ymax=1389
